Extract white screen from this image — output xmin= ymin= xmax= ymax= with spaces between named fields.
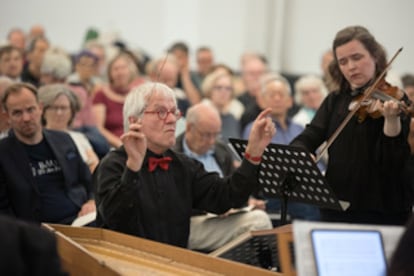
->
xmin=311 ymin=229 xmax=387 ymax=276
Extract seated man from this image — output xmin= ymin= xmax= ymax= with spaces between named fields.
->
xmin=94 ymin=82 xmax=276 ymax=248
xmin=0 ymin=83 xmax=95 ymax=225
xmin=174 ymin=102 xmax=272 ymax=252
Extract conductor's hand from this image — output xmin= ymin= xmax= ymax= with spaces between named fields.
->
xmin=245 ymin=108 xmax=276 ymax=164
xmin=121 ymin=116 xmax=147 ymax=171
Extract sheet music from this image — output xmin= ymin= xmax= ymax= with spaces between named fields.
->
xmin=293 ymin=220 xmax=405 ymax=276
xmin=71 ymin=211 xmax=96 ymax=227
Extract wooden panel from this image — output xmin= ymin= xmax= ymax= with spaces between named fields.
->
xmin=45 ymin=224 xmax=279 ymax=276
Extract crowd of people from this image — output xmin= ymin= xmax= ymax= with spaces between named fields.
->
xmin=1 ymin=23 xmax=414 ymax=274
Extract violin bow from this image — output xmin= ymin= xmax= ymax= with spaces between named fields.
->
xmin=315 ymin=47 xmax=403 ymax=163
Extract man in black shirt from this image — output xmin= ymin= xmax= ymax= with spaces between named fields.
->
xmin=0 ymin=83 xmax=95 ymax=224
xmin=94 ymin=82 xmax=276 ymax=248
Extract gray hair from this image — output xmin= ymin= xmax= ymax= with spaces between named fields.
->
xmin=40 ymin=48 xmax=72 ymax=81
xmin=294 ymin=74 xmax=328 ymax=104
xmin=123 ymin=82 xmax=177 ymax=132
xmin=260 ymin=72 xmax=292 ymax=96
xmin=38 ymin=84 xmax=80 ymax=126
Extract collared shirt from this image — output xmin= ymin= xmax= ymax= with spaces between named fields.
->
xmin=182 ymin=139 xmax=223 ymax=177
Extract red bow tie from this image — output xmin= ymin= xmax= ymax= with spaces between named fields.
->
xmin=148 ymin=157 xmax=172 ymax=172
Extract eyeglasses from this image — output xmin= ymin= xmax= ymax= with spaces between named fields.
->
xmin=193 ymin=125 xmax=221 ymax=140
xmin=143 ymin=107 xmax=182 ymax=121
xmin=48 ymin=105 xmax=70 ymax=113
xmin=213 ymin=85 xmax=233 ymax=92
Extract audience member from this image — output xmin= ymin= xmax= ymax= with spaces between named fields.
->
xmin=238 ymin=54 xmax=268 ymax=132
xmin=84 ymin=40 xmax=108 ymax=82
xmin=201 ymin=70 xmax=243 ymax=140
xmin=191 ymin=46 xmax=215 ymax=90
xmin=292 ymin=74 xmax=328 ymax=128
xmin=0 ymin=83 xmax=95 ymax=224
xmin=92 ymin=51 xmax=146 ymax=148
xmin=0 ymin=76 xmax=13 ymax=138
xmin=0 ymin=45 xmax=24 ymax=81
xmin=39 ymin=47 xmax=72 ymax=85
xmin=402 ymin=74 xmax=414 ymax=103
xmin=243 ymin=73 xmax=320 ymax=222
xmin=38 ymin=84 xmax=99 ymax=172
xmin=67 ymin=50 xmax=100 ymax=94
xmin=168 ymin=41 xmax=202 ymax=104
xmin=149 ymin=54 xmax=190 ymax=116
xmin=28 ymin=24 xmax=46 ymax=43
xmin=320 ymin=49 xmax=337 ymax=92
xmin=21 ymin=36 xmax=50 ymax=87
xmin=292 ymin=74 xmax=329 ymax=172
xmin=94 ymin=81 xmax=276 ymax=248
xmin=173 ymin=102 xmax=272 ymax=251
xmin=6 ymin=28 xmax=26 ymax=51
xmin=237 ymin=53 xmax=268 ymax=110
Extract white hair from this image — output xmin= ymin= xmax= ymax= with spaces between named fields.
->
xmin=260 ymin=72 xmax=292 ymax=96
xmin=123 ymin=82 xmax=177 ymax=132
xmin=294 ymin=74 xmax=328 ymax=104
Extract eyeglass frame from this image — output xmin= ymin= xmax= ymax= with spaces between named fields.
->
xmin=192 ymin=124 xmax=222 ymax=140
xmin=143 ymin=107 xmax=182 ymax=122
xmin=47 ymin=105 xmax=71 ymax=113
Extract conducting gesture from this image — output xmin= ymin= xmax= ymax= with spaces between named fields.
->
xmin=121 ymin=117 xmax=147 ymax=171
xmin=245 ymin=108 xmax=276 ymax=164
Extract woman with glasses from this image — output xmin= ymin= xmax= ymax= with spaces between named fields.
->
xmin=201 ymin=69 xmax=243 ymax=141
xmin=38 ymin=84 xmax=99 ymax=172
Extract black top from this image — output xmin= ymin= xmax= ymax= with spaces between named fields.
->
xmin=0 ymin=129 xmax=92 ymax=224
xmin=21 ymin=64 xmax=40 ymax=87
xmin=291 ymin=89 xmax=412 ymax=213
xmin=94 ymin=147 xmax=260 ymax=248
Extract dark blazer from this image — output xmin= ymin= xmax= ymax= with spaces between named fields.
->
xmin=174 ymin=133 xmax=235 ymax=177
xmin=0 ymin=129 xmax=92 ymax=223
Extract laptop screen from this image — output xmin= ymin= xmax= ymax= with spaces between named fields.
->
xmin=311 ymin=229 xmax=387 ymax=276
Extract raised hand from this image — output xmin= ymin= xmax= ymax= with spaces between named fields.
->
xmin=121 ymin=117 xmax=147 ymax=171
xmin=245 ymin=108 xmax=276 ymax=162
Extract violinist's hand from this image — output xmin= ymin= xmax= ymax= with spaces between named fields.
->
xmin=245 ymin=108 xmax=276 ymax=164
xmin=382 ymin=100 xmax=400 ymax=119
xmin=121 ymin=116 xmax=147 ymax=171
xmin=382 ymin=100 xmax=401 ymax=137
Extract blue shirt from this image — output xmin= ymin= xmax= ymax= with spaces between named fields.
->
xmin=242 ymin=118 xmax=304 ymax=144
xmin=182 ymin=138 xmax=223 ymax=177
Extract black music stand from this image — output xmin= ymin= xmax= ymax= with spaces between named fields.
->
xmin=229 ymin=138 xmax=342 ymax=225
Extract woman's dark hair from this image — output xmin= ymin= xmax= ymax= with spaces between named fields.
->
xmin=329 ymin=25 xmax=387 ymax=92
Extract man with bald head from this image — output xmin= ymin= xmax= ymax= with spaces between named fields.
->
xmin=174 ymin=102 xmax=272 ymax=252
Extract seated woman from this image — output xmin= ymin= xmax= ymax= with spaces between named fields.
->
xmin=38 ymin=84 xmax=99 ymax=172
xmin=92 ymin=51 xmax=146 ymax=148
xmin=201 ymin=69 xmax=244 ymax=141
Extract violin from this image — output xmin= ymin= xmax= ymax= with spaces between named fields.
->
xmin=315 ymin=47 xmax=405 ymax=163
xmin=349 ymin=77 xmax=414 ymax=123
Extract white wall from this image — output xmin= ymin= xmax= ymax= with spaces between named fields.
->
xmin=1 ymin=0 xmax=413 ymax=76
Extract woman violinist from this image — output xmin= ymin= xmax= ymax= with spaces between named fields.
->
xmin=291 ymin=25 xmax=412 ymax=225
